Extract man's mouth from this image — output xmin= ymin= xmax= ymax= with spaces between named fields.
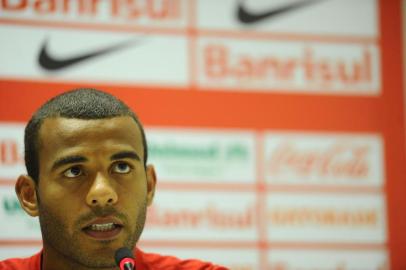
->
xmin=82 ymin=220 xmax=123 ymax=240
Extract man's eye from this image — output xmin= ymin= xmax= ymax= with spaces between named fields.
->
xmin=63 ymin=166 xmax=82 ymax=178
xmin=112 ymin=162 xmax=131 ymax=174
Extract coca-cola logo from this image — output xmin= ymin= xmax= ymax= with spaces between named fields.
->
xmin=267 ymin=142 xmax=370 ymax=179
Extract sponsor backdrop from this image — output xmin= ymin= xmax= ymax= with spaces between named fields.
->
xmin=0 ymin=0 xmax=405 ymax=269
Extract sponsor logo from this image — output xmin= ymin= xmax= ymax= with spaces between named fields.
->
xmin=0 ymin=125 xmax=26 ymax=179
xmin=269 ymin=207 xmax=378 ymax=228
xmin=149 ymin=142 xmax=249 ymax=161
xmin=237 ymin=0 xmax=322 ymax=24
xmin=268 ymin=142 xmax=370 ymax=179
xmin=2 ymin=196 xmax=23 ymax=215
xmin=38 ymin=38 xmax=144 ymax=71
xmin=267 ymin=194 xmax=386 ymax=243
xmin=142 ymin=191 xmax=257 ymax=241
xmin=263 ymin=134 xmax=383 ymax=186
xmin=226 ymin=143 xmax=249 ymax=160
xmin=147 ymin=130 xmax=255 ymax=182
xmin=0 ymin=0 xmax=182 ymax=23
xmin=0 ymin=190 xmax=41 ymax=235
xmin=146 ymin=203 xmax=255 ymax=230
xmin=0 ymin=194 xmax=40 ymax=234
xmin=202 ymin=43 xmax=377 ymax=93
xmin=150 ymin=143 xmax=220 ymax=159
xmin=0 ymin=139 xmax=23 ymax=166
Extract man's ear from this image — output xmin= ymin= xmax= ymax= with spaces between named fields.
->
xmin=15 ymin=175 xmax=39 ymax=217
xmin=145 ymin=165 xmax=157 ymax=206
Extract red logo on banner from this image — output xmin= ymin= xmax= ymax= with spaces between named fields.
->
xmin=1 ymin=0 xmax=181 ymax=21
xmin=146 ymin=204 xmax=255 ymax=230
xmin=0 ymin=139 xmax=22 ymax=166
xmin=267 ymin=142 xmax=369 ymax=179
xmin=205 ymin=44 xmax=372 ymax=87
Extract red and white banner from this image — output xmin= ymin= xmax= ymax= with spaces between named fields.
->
xmin=0 ymin=0 xmax=405 ymax=269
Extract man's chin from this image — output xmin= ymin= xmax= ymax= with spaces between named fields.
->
xmin=63 ymin=235 xmax=132 ymax=268
xmin=68 ymin=247 xmax=118 ymax=269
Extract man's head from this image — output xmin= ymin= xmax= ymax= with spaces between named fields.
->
xmin=24 ymin=88 xmax=148 ymax=183
xmin=15 ymin=88 xmax=156 ymax=269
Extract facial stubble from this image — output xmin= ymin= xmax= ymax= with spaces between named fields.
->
xmin=37 ymin=199 xmax=148 ymax=269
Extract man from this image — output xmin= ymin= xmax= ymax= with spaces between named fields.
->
xmin=0 ymin=88 xmax=228 ymax=270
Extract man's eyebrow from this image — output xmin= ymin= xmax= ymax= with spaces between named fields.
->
xmin=52 ymin=155 xmax=88 ymax=171
xmin=111 ymin=151 xmax=141 ymax=161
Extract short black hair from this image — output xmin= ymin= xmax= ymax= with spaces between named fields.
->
xmin=24 ymin=88 xmax=148 ymax=183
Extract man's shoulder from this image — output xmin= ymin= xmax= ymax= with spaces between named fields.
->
xmin=137 ymin=249 xmax=229 ymax=270
xmin=0 ymin=252 xmax=41 ymax=270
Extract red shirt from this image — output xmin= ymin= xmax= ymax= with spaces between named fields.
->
xmin=0 ymin=248 xmax=228 ymax=270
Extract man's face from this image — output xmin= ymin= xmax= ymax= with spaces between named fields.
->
xmin=34 ymin=116 xmax=155 ymax=268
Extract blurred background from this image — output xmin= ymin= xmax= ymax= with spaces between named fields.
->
xmin=0 ymin=0 xmax=405 ymax=269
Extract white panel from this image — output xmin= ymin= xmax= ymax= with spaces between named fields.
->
xmin=197 ymin=37 xmax=380 ymax=95
xmin=140 ymin=247 xmax=259 ymax=270
xmin=0 ymin=25 xmax=188 ymax=86
xmin=0 ymin=247 xmax=42 ymax=260
xmin=263 ymin=132 xmax=384 ymax=187
xmin=147 ymin=128 xmax=256 ymax=183
xmin=266 ymin=193 xmax=387 ymax=243
xmin=0 ymin=186 xmax=41 ymax=240
xmin=143 ymin=190 xmax=258 ymax=241
xmin=197 ymin=0 xmax=378 ymax=37
xmin=0 ymin=0 xmax=188 ymax=28
xmin=268 ymin=249 xmax=389 ymax=269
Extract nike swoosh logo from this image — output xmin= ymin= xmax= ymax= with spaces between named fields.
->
xmin=38 ymin=38 xmax=142 ymax=71
xmin=237 ymin=0 xmax=322 ymax=24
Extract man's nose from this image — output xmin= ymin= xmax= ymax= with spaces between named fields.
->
xmin=86 ymin=172 xmax=118 ymax=208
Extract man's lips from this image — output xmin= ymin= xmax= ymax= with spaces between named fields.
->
xmin=82 ymin=217 xmax=124 ymax=240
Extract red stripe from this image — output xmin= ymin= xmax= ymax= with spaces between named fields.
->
xmin=0 ymin=18 xmax=377 ymax=44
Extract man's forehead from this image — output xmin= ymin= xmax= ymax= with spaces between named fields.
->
xmin=37 ymin=116 xmax=142 ymax=147
xmin=40 ymin=116 xmax=138 ymax=132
